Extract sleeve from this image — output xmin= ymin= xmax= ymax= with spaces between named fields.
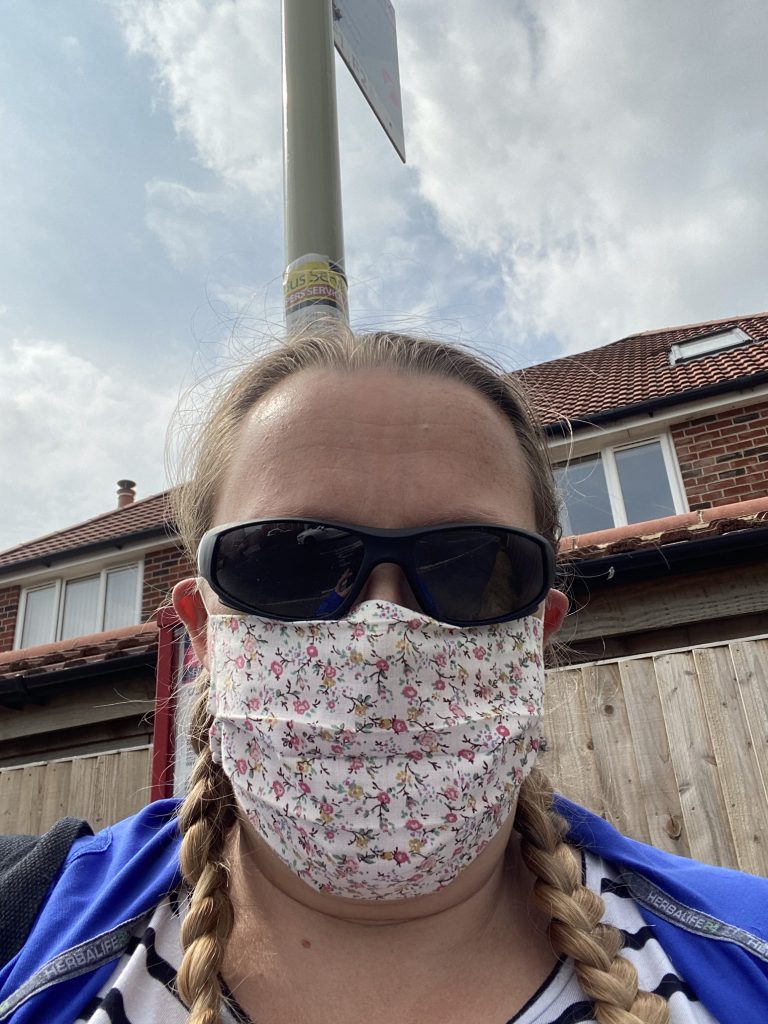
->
xmin=0 ymin=817 xmax=93 ymax=968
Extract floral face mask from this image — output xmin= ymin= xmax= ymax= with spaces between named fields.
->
xmin=206 ymin=600 xmax=545 ymax=900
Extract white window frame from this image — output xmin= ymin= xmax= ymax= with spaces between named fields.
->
xmin=15 ymin=580 xmax=63 ymax=650
xmin=668 ymin=327 xmax=750 ymax=366
xmin=13 ymin=559 xmax=144 ymax=650
xmin=556 ymin=433 xmax=688 ymax=532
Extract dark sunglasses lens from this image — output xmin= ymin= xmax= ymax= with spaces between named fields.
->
xmin=215 ymin=522 xmax=365 ymax=618
xmin=413 ymin=528 xmax=546 ymax=622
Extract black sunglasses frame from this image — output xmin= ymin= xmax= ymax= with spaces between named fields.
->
xmin=197 ymin=518 xmax=556 ymax=626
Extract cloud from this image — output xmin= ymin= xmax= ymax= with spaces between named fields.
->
xmin=401 ymin=0 xmax=768 ymax=350
xmin=114 ymin=0 xmax=283 ymax=200
xmin=112 ymin=0 xmax=509 ymax=342
xmin=60 ymin=35 xmax=84 ymax=75
xmin=111 ymin=0 xmax=768 ymax=357
xmin=5 ymin=0 xmax=767 ymax=550
xmin=144 ymin=179 xmax=234 ymax=270
xmin=0 ymin=338 xmax=177 ymax=549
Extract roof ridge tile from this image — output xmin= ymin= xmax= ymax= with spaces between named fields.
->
xmin=0 ymin=491 xmax=176 ymax=571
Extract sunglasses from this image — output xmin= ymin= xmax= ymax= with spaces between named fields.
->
xmin=197 ymin=518 xmax=555 ymax=627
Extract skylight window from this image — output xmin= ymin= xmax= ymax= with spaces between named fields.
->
xmin=668 ymin=327 xmax=750 ymax=366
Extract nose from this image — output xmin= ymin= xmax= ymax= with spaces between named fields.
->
xmin=353 ymin=563 xmax=423 ymax=614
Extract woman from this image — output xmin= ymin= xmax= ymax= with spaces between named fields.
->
xmin=1 ymin=329 xmax=766 ymax=1024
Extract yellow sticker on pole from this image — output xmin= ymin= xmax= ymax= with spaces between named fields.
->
xmin=284 ymin=254 xmax=349 ymax=330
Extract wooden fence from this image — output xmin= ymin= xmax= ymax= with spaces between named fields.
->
xmin=1 ymin=636 xmax=766 ymax=876
xmin=541 ymin=634 xmax=768 ymax=877
xmin=0 ymin=746 xmax=151 ymax=835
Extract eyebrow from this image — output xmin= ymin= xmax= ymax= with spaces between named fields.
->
xmin=413 ymin=510 xmax=515 ymax=527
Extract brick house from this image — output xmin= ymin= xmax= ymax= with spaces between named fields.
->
xmin=2 ymin=310 xmax=767 ymax=775
xmin=517 ymin=311 xmax=768 ymax=661
xmin=0 ymin=486 xmax=193 ymax=771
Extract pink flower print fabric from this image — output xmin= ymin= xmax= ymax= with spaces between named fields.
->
xmin=207 ymin=600 xmax=545 ymax=900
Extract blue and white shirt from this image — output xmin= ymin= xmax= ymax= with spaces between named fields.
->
xmin=77 ymin=853 xmax=716 ymax=1024
xmin=1 ymin=798 xmax=766 ymax=1024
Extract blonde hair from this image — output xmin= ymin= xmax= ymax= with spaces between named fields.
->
xmin=172 ymin=326 xmax=669 ymax=1024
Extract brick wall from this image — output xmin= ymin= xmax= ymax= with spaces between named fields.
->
xmin=142 ymin=544 xmax=195 ymax=623
xmin=0 ymin=585 xmax=20 ymax=652
xmin=672 ymin=400 xmax=768 ymax=510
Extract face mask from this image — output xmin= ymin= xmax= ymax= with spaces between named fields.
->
xmin=206 ymin=600 xmax=544 ymax=900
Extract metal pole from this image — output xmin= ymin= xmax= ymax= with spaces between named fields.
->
xmin=282 ymin=0 xmax=348 ymax=330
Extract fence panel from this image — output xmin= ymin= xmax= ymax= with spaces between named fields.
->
xmin=1 ymin=636 xmax=766 ymax=876
xmin=692 ymin=644 xmax=768 ymax=875
xmin=0 ymin=746 xmax=151 ymax=835
xmin=618 ymin=657 xmax=690 ymax=857
xmin=542 ymin=635 xmax=768 ymax=875
xmin=582 ymin=662 xmax=650 ymax=843
xmin=540 ymin=665 xmax=603 ymax=815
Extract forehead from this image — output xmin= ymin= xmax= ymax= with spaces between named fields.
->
xmin=214 ymin=367 xmax=536 ymax=530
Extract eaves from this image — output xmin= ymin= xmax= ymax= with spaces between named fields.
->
xmin=563 ymin=524 xmax=768 ymax=594
xmin=0 ymin=526 xmax=174 ymax=582
xmin=545 ymin=369 xmax=768 ymax=438
xmin=0 ymin=648 xmax=158 ymax=709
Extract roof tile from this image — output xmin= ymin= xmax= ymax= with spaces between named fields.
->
xmin=559 ymin=496 xmax=768 ymax=562
xmin=0 ymin=491 xmax=173 ymax=571
xmin=0 ymin=622 xmax=159 ymax=681
xmin=517 ymin=312 xmax=768 ymax=425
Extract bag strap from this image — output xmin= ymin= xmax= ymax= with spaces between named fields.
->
xmin=0 ymin=817 xmax=93 ymax=967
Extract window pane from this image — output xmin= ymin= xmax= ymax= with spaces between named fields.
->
xmin=60 ymin=576 xmax=100 ymax=640
xmin=20 ymin=586 xmax=56 ymax=648
xmin=555 ymin=455 xmax=614 ymax=535
xmin=615 ymin=442 xmax=676 ymax=524
xmin=104 ymin=566 xmax=139 ymax=631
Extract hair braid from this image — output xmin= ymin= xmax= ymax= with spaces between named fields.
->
xmin=176 ymin=671 xmax=239 ymax=1024
xmin=515 ymin=769 xmax=670 ymax=1024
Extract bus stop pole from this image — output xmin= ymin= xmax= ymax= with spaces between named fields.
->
xmin=282 ymin=0 xmax=348 ymax=329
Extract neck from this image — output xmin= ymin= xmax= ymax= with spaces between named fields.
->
xmin=221 ymin=814 xmax=557 ymax=1024
xmin=225 ymin=809 xmax=541 ymax=936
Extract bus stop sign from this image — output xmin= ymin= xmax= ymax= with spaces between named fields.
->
xmin=333 ymin=0 xmax=406 ymax=162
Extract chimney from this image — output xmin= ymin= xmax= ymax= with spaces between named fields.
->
xmin=117 ymin=480 xmax=136 ymax=509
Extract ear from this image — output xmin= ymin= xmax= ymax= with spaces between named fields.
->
xmin=542 ymin=588 xmax=568 ymax=643
xmin=172 ymin=578 xmax=210 ymax=670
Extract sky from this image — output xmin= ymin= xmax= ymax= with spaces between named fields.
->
xmin=1 ymin=0 xmax=767 ymax=550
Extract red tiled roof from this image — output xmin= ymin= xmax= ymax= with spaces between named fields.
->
xmin=3 ymin=313 xmax=767 ymax=575
xmin=558 ymin=496 xmax=768 ymax=562
xmin=0 ymin=622 xmax=159 ymax=682
xmin=0 ymin=491 xmax=174 ymax=572
xmin=517 ymin=312 xmax=768 ymax=426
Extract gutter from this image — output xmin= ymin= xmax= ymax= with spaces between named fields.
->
xmin=565 ymin=525 xmax=768 ymax=593
xmin=0 ymin=650 xmax=157 ymax=710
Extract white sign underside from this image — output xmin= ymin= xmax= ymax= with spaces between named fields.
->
xmin=333 ymin=0 xmax=406 ymax=162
